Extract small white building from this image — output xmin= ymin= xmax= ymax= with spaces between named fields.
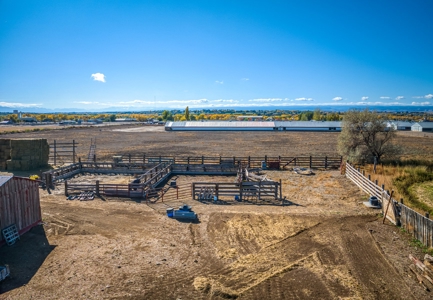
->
xmin=412 ymin=122 xmax=433 ymax=132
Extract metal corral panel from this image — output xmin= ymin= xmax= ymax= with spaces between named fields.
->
xmin=0 ymin=177 xmax=41 ymax=246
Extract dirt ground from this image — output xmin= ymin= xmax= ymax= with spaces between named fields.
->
xmin=2 ymin=124 xmax=433 ymax=160
xmin=1 ymin=125 xmax=433 ymax=299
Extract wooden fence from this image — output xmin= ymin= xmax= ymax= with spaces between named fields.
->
xmin=400 ymin=205 xmax=433 ymax=247
xmin=345 ymin=162 xmax=433 ymax=247
xmin=192 ymin=181 xmax=281 ymax=201
xmin=65 ymin=163 xmax=172 ymax=198
xmin=0 ymin=177 xmax=41 ymax=246
xmin=49 ymin=140 xmax=78 ymax=165
xmin=117 ymin=154 xmax=342 ymax=169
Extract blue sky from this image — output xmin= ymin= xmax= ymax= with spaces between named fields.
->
xmin=0 ymin=0 xmax=432 ymax=111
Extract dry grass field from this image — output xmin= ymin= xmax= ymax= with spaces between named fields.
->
xmin=1 ymin=125 xmax=433 ymax=299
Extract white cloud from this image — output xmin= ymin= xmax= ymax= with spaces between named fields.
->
xmin=361 ymin=96 xmax=369 ymax=101
xmin=241 ymin=78 xmax=249 ymax=81
xmin=412 ymin=101 xmax=431 ymax=105
xmin=425 ymin=94 xmax=433 ymax=99
xmin=0 ymin=101 xmax=42 ymax=108
xmin=249 ymin=98 xmax=283 ymax=102
xmin=412 ymin=96 xmax=424 ymax=99
xmin=332 ymin=97 xmax=343 ymax=101
xmin=380 ymin=96 xmax=391 ymax=99
xmin=74 ymin=101 xmax=93 ymax=105
xmin=91 ymin=73 xmax=106 ymax=82
xmin=395 ymin=96 xmax=404 ymax=100
xmin=215 ymin=80 xmax=224 ymax=84
xmin=295 ymin=97 xmax=314 ymax=101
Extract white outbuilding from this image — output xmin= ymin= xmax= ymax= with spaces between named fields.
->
xmin=411 ymin=122 xmax=433 ymax=132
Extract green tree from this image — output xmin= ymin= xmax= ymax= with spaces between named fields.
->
xmin=185 ymin=106 xmax=190 ymax=120
xmin=109 ymin=114 xmax=116 ymax=122
xmin=338 ymin=109 xmax=400 ymax=163
xmin=162 ymin=110 xmax=170 ymax=120
xmin=8 ymin=114 xmax=18 ymax=123
xmin=313 ymin=108 xmax=322 ymax=121
xmin=299 ymin=111 xmax=313 ymax=121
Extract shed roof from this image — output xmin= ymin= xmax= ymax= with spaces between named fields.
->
xmin=0 ymin=176 xmax=12 ymax=187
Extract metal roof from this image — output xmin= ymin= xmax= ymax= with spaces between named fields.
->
xmin=0 ymin=176 xmax=12 ymax=187
xmin=167 ymin=121 xmax=275 ymax=127
xmin=412 ymin=122 xmax=433 ymax=128
xmin=275 ymin=121 xmax=341 ymax=127
xmin=388 ymin=121 xmax=413 ymax=127
xmin=166 ymin=121 xmax=342 ymax=128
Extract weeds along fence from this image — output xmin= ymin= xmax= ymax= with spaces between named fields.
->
xmin=345 ymin=162 xmax=433 ymax=247
xmin=116 ymin=154 xmax=343 ymax=169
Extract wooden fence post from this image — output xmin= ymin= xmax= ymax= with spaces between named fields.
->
xmin=54 ymin=140 xmax=57 ymax=165
xmin=64 ymin=180 xmax=68 ymax=196
xmin=239 ymin=181 xmax=243 ymax=202
xmin=279 ymin=179 xmax=282 ymax=200
xmin=383 ymin=190 xmax=394 ymax=224
xmin=309 ymin=156 xmax=312 ymax=169
xmin=192 ymin=183 xmax=195 ymax=199
xmin=96 ymin=180 xmax=100 ymax=196
xmin=72 ymin=140 xmax=76 ymax=163
xmin=325 ymin=156 xmax=328 ymax=169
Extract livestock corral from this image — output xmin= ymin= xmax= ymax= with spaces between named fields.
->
xmin=1 ymin=125 xmax=433 ymax=299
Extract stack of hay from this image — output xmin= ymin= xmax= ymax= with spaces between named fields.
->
xmin=0 ymin=139 xmax=49 ymax=171
xmin=0 ymin=139 xmax=12 ymax=170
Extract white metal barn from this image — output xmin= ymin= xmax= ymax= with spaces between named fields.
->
xmin=387 ymin=121 xmax=413 ymax=131
xmin=411 ymin=122 xmax=433 ymax=132
xmin=165 ymin=121 xmax=342 ymax=131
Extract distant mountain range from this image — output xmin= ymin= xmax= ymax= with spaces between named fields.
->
xmin=0 ymin=105 xmax=432 ymax=114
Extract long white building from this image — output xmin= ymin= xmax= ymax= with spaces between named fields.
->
xmin=165 ymin=121 xmax=342 ymax=131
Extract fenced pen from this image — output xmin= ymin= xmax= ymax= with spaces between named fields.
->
xmin=103 ymin=154 xmax=343 ymax=170
xmin=345 ymin=162 xmax=433 ymax=247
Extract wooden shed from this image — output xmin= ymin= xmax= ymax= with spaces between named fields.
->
xmin=0 ymin=176 xmax=41 ymax=246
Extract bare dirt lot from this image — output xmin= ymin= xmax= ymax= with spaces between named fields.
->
xmin=2 ymin=124 xmax=433 ymax=160
xmin=1 ymin=125 xmax=433 ymax=299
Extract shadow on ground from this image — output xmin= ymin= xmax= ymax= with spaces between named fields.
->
xmin=0 ymin=225 xmax=55 ymax=294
